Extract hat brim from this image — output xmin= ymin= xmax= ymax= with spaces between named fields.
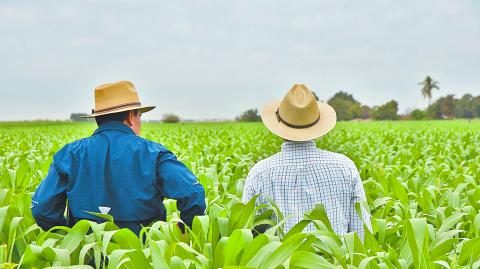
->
xmin=261 ymin=101 xmax=337 ymax=141
xmin=81 ymin=105 xmax=156 ymax=118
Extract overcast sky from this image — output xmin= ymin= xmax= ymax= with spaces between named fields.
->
xmin=1 ymin=0 xmax=479 ymax=121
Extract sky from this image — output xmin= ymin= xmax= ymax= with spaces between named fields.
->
xmin=1 ymin=0 xmax=479 ymax=121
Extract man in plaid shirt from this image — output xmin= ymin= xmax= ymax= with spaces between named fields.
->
xmin=242 ymin=84 xmax=371 ymax=240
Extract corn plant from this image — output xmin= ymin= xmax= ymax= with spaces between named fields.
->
xmin=0 ymin=120 xmax=479 ymax=268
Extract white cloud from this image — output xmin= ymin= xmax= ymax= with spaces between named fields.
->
xmin=0 ymin=7 xmax=37 ymax=24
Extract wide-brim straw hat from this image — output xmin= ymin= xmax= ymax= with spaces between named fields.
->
xmin=83 ymin=80 xmax=155 ymax=118
xmin=261 ymin=84 xmax=337 ymax=141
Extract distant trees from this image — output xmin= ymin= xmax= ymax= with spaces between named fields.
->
xmin=410 ymin=109 xmax=427 ymax=120
xmin=324 ymin=91 xmax=399 ymax=121
xmin=162 ymin=114 xmax=180 ymax=123
xmin=407 ymin=93 xmax=480 ymax=120
xmin=232 ymin=81 xmax=478 ymax=122
xmin=238 ymin=88 xmax=479 ymax=121
xmin=455 ymin=94 xmax=475 ymax=119
xmin=410 ymin=75 xmax=480 ymax=120
xmin=474 ymin=96 xmax=480 ymax=117
xmin=327 ymin=92 xmax=361 ymax=121
xmin=427 ymin=95 xmax=456 ymax=119
xmin=360 ymin=105 xmax=372 ymax=120
xmin=236 ymin=109 xmax=261 ymax=122
xmin=70 ymin=113 xmax=92 ymax=122
xmin=419 ymin=76 xmax=440 ymax=106
xmin=372 ymin=100 xmax=399 ymax=120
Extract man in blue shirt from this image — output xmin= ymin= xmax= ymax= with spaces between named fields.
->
xmin=31 ymin=80 xmax=206 ymax=235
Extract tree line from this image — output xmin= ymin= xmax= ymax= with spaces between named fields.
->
xmin=237 ymin=76 xmax=479 ymax=121
xmin=70 ymin=76 xmax=478 ymax=122
xmin=236 ymin=90 xmax=401 ymax=121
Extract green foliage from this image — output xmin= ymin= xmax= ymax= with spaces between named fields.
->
xmin=474 ymin=96 xmax=480 ymax=117
xmin=69 ymin=114 xmax=92 ymax=122
xmin=428 ymin=95 xmax=456 ymax=119
xmin=327 ymin=92 xmax=362 ymax=121
xmin=162 ymin=114 xmax=181 ymax=123
xmin=410 ymin=109 xmax=427 ymax=120
xmin=426 ymin=94 xmax=480 ymax=120
xmin=1 ymin=120 xmax=480 ymax=267
xmin=236 ymin=109 xmax=261 ymax=122
xmin=372 ymin=100 xmax=399 ymax=120
xmin=455 ymin=94 xmax=475 ymax=119
xmin=360 ymin=105 xmax=372 ymax=120
xmin=438 ymin=94 xmax=456 ymax=118
xmin=419 ymin=76 xmax=440 ymax=105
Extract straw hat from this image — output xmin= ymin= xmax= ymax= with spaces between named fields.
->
xmin=261 ymin=84 xmax=337 ymax=141
xmin=83 ymin=80 xmax=155 ymax=118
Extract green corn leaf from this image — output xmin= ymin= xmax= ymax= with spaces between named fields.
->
xmin=239 ymin=234 xmax=272 ymax=266
xmin=259 ymin=233 xmax=305 ymax=269
xmin=83 ymin=211 xmax=114 ymax=223
xmin=459 ymin=237 xmax=480 ymax=265
xmin=289 ymin=250 xmax=334 ymax=268
xmin=150 ymin=240 xmax=170 ymax=269
xmin=223 ymin=229 xmax=253 ymax=266
xmin=59 ymin=220 xmax=90 ymax=254
xmin=245 ymin=241 xmax=282 ymax=268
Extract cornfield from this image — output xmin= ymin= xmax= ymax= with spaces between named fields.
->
xmin=0 ymin=120 xmax=480 ymax=268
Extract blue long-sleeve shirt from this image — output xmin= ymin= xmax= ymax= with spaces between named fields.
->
xmin=31 ymin=122 xmax=206 ymax=234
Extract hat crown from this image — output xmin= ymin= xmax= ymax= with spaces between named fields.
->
xmin=94 ymin=80 xmax=141 ymax=111
xmin=278 ymin=84 xmax=320 ymax=126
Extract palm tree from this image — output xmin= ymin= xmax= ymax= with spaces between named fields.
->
xmin=419 ymin=76 xmax=440 ymax=106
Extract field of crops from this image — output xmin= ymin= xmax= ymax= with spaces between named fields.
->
xmin=1 ymin=120 xmax=480 ymax=268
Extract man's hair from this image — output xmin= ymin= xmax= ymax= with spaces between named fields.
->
xmin=95 ymin=109 xmax=139 ymax=126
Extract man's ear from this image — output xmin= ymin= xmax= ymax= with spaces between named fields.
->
xmin=125 ymin=111 xmax=134 ymax=127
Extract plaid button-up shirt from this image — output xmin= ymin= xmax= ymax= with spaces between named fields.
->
xmin=242 ymin=140 xmax=371 ymax=239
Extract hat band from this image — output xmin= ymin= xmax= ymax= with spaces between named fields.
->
xmin=275 ymin=108 xmax=320 ymax=129
xmin=93 ymin=102 xmax=142 ymax=114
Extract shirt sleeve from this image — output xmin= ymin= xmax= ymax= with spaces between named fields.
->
xmin=156 ymin=150 xmax=206 ymax=227
xmin=348 ymin=167 xmax=372 ymax=241
xmin=242 ymin=172 xmax=257 ymax=203
xmin=31 ymin=161 xmax=68 ymax=230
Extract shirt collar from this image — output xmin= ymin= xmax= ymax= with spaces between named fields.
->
xmin=281 ymin=140 xmax=317 ymax=152
xmin=93 ymin=121 xmax=136 ymax=136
